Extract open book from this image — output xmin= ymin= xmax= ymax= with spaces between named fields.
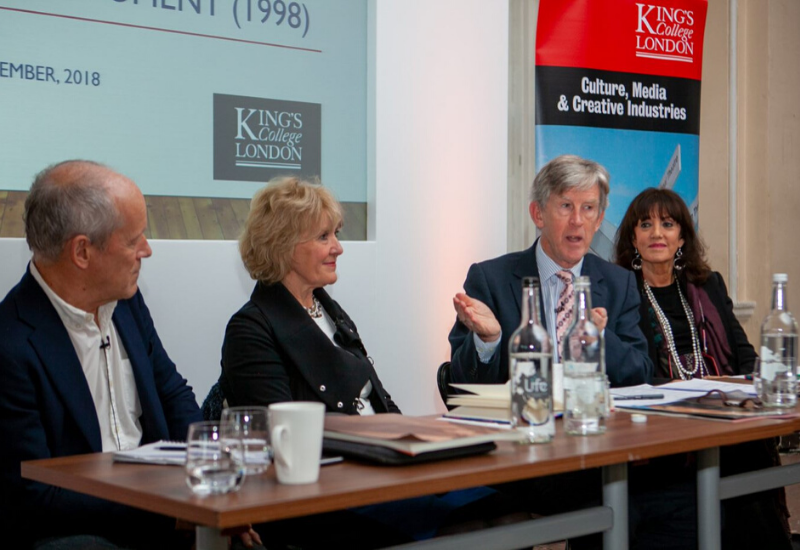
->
xmin=324 ymin=414 xmax=514 ymax=456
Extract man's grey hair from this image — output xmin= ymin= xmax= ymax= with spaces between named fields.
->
xmin=24 ymin=160 xmax=122 ymax=262
xmin=529 ymin=155 xmax=610 ymax=212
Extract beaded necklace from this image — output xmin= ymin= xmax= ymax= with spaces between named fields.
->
xmin=305 ymin=296 xmax=323 ymax=319
xmin=643 ymin=279 xmax=707 ymax=380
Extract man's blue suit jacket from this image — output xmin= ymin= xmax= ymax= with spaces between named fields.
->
xmin=0 ymin=268 xmax=202 ymax=542
xmin=449 ymin=243 xmax=653 ymax=387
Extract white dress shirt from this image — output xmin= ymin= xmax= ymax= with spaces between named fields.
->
xmin=30 ymin=263 xmax=143 ymax=451
xmin=535 ymin=243 xmax=583 ymax=363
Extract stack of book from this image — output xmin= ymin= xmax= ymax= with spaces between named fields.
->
xmin=444 ymin=382 xmax=513 ymax=426
xmin=443 ymin=376 xmax=564 ymax=427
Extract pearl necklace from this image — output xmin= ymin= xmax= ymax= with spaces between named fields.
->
xmin=643 ymin=279 xmax=707 ymax=380
xmin=306 ymin=297 xmax=323 ymax=319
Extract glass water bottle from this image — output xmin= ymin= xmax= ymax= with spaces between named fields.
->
xmin=509 ymin=277 xmax=554 ymax=443
xmin=755 ymin=273 xmax=798 ymax=407
xmin=562 ymin=276 xmax=607 ymax=435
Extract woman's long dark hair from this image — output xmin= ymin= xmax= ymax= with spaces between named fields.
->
xmin=614 ymin=188 xmax=711 ymax=284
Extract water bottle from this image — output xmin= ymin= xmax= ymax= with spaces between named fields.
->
xmin=509 ymin=277 xmax=554 ymax=443
xmin=754 ymin=273 xmax=798 ymax=407
xmin=562 ymin=277 xmax=607 ymax=435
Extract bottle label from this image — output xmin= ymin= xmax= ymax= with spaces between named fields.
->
xmin=759 ymin=343 xmax=795 ymax=381
xmin=759 ymin=362 xmax=786 ymax=382
xmin=510 ymin=356 xmax=552 ymax=427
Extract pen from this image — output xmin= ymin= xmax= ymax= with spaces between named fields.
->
xmin=156 ymin=445 xmax=186 ymax=451
xmin=613 ymin=394 xmax=665 ymax=401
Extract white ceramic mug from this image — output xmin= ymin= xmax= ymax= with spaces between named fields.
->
xmin=268 ymin=402 xmax=325 ymax=484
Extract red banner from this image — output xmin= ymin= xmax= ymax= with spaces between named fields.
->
xmin=536 ymin=0 xmax=707 ymax=80
xmin=534 ymin=0 xmax=708 ymax=259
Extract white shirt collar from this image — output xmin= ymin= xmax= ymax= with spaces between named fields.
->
xmin=534 ymin=239 xmax=583 ymax=282
xmin=29 ymin=262 xmax=117 ymax=331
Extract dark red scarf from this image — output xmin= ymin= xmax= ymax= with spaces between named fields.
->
xmin=685 ymin=281 xmax=735 ymax=375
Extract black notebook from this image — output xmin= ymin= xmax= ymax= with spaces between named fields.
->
xmin=323 ymin=438 xmax=496 ymax=466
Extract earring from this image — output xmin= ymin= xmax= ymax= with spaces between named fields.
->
xmin=673 ymin=247 xmax=684 ymax=272
xmin=631 ymin=248 xmax=642 ymax=271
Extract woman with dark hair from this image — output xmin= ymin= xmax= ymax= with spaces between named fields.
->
xmin=614 ymin=187 xmax=749 ymax=380
xmin=614 ymin=187 xmax=791 ymax=550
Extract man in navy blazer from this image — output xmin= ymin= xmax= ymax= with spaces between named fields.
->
xmin=449 ymin=155 xmax=653 ymax=388
xmin=0 ymin=161 xmax=202 ymax=549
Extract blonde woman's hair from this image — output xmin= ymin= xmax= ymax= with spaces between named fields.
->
xmin=239 ymin=176 xmax=343 ymax=283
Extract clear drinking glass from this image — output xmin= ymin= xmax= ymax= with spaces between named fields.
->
xmin=753 ymin=357 xmax=798 ymax=408
xmin=564 ymin=372 xmax=608 ymax=435
xmin=185 ymin=421 xmax=245 ymax=495
xmin=221 ymin=407 xmax=271 ymax=475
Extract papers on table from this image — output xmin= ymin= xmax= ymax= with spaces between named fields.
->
xmin=611 ymin=384 xmax=695 ymax=407
xmin=114 ymin=440 xmax=186 ymax=466
xmin=611 ymin=379 xmax=757 ymax=409
xmin=611 ymin=379 xmax=798 ymax=421
xmin=115 ymin=440 xmax=341 ymax=467
xmin=663 ymin=378 xmax=757 ymax=396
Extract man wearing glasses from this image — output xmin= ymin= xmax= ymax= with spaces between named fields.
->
xmin=446 ymin=154 xmax=655 ymax=549
xmin=449 ymin=154 xmax=652 ymax=388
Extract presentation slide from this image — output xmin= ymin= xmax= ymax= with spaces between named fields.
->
xmin=0 ymin=0 xmax=368 ymax=205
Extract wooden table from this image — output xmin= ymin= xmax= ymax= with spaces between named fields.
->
xmin=22 ymin=411 xmax=800 ymax=550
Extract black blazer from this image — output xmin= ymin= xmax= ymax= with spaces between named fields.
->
xmin=636 ymin=271 xmax=757 ymax=377
xmin=0 ymin=268 xmax=201 ymax=545
xmin=448 ymin=241 xmax=653 ymax=387
xmin=220 ymin=282 xmax=400 ymax=415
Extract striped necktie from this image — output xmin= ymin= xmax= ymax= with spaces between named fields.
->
xmin=555 ymin=270 xmax=575 ymax=349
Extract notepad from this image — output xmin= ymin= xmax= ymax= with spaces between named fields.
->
xmin=114 ymin=440 xmax=187 ymax=466
xmin=114 ymin=440 xmax=342 ymax=467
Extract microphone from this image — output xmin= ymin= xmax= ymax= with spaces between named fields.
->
xmin=100 ymin=336 xmax=111 ymax=350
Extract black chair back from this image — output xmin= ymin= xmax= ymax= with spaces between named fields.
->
xmin=201 ymin=381 xmax=225 ymax=421
xmin=437 ymin=361 xmax=457 ymax=411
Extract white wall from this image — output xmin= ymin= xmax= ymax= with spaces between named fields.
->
xmin=370 ymin=1 xmax=509 ymax=413
xmin=0 ymin=0 xmax=509 ymax=416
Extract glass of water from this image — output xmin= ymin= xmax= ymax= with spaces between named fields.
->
xmin=753 ymin=357 xmax=798 ymax=408
xmin=221 ymin=407 xmax=271 ymax=475
xmin=564 ymin=372 xmax=608 ymax=436
xmin=185 ymin=421 xmax=245 ymax=496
